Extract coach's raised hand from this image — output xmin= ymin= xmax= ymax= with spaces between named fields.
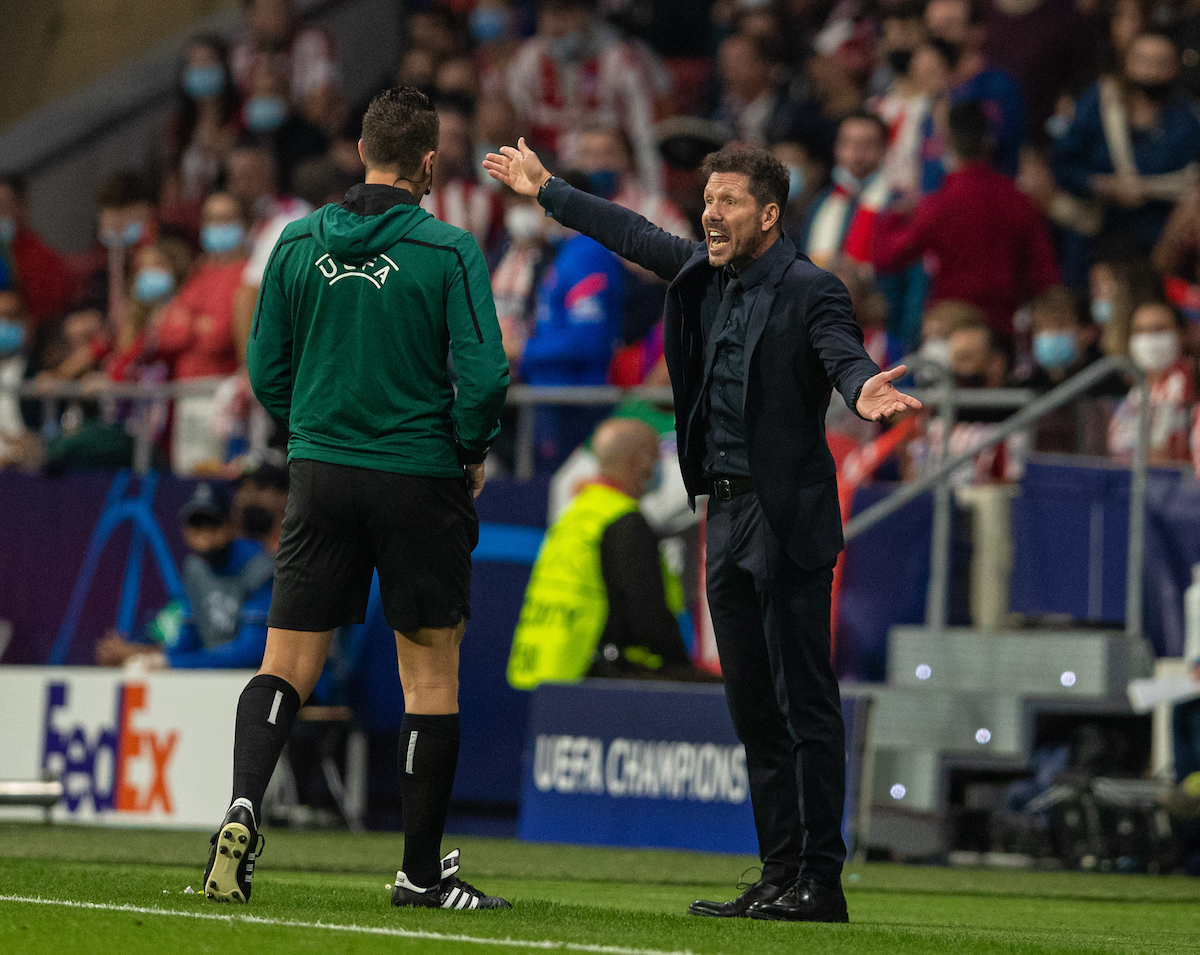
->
xmin=483 ymin=138 xmax=552 ymax=197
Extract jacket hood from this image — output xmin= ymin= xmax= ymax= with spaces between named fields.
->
xmin=311 ymin=183 xmax=431 ymax=264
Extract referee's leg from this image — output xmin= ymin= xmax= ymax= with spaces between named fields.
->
xmin=394 ymin=621 xmax=466 ymax=888
xmin=232 ymin=627 xmax=335 ymax=825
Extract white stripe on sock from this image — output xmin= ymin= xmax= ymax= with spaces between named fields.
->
xmin=405 ymin=731 xmax=418 ymax=774
xmin=267 ymin=690 xmax=283 ymax=726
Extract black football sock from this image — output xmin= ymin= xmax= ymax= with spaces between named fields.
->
xmin=231 ymin=674 xmax=303 ymax=825
xmin=399 ymin=713 xmax=461 ymax=888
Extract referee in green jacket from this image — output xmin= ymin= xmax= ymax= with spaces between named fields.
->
xmin=202 ymin=88 xmax=511 ymax=912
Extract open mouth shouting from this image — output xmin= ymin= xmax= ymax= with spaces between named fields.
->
xmin=707 ymin=228 xmax=730 ymax=252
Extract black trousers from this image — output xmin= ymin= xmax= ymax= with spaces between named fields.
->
xmin=706 ymin=492 xmax=846 ymax=886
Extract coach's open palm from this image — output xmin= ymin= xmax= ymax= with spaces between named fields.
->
xmin=483 ymin=138 xmax=552 ymax=198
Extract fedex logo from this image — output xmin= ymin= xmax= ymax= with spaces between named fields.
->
xmin=42 ymin=681 xmax=178 ymax=815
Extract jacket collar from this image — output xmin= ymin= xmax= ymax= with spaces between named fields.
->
xmin=341 ymin=183 xmax=422 ymax=216
xmin=671 ymin=233 xmax=797 ymax=290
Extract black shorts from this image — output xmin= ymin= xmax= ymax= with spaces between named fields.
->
xmin=268 ymin=459 xmax=479 ymax=633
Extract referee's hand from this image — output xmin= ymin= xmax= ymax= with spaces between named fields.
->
xmin=465 ymin=462 xmax=486 ymax=499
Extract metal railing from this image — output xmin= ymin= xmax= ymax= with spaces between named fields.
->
xmin=7 ymin=361 xmax=1151 ymax=638
xmin=842 ymin=356 xmax=1149 ymax=641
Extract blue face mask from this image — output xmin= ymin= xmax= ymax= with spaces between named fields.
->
xmin=549 ymin=29 xmax=588 ymax=61
xmin=1091 ymin=298 xmax=1113 ymax=324
xmin=831 ymin=166 xmax=863 ymax=196
xmin=101 ymin=220 xmax=145 ymax=248
xmin=470 ymin=6 xmax=511 ymax=43
xmin=184 ymin=63 xmax=225 ymax=100
xmin=0 ymin=319 xmax=25 ymax=356
xmin=134 ymin=267 xmax=176 ymax=303
xmin=0 ymin=216 xmax=15 ymax=244
xmin=787 ymin=164 xmax=806 ymax=203
xmin=245 ymin=95 xmax=288 ymax=132
xmin=1033 ymin=331 xmax=1078 ymax=371
xmin=201 ymin=223 xmax=245 ymax=255
xmin=587 ymin=169 xmax=620 ymax=200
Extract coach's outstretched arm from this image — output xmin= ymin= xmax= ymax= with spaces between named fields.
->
xmin=484 ymin=138 xmax=694 ymax=283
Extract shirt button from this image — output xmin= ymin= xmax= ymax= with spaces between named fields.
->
xmin=720 ymin=451 xmax=726 ymax=457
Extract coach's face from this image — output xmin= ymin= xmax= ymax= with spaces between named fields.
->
xmin=702 ymin=173 xmax=777 ymax=271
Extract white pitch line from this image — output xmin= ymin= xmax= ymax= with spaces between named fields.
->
xmin=0 ymin=895 xmax=711 ymax=955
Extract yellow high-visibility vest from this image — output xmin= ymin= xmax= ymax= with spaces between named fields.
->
xmin=507 ymin=483 xmax=682 ymax=689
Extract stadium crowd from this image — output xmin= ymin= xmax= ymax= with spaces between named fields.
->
xmin=0 ymin=0 xmax=1199 ymax=481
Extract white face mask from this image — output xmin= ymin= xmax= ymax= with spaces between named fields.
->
xmin=505 ymin=205 xmax=544 ymax=243
xmin=1128 ymin=330 xmax=1180 ymax=373
xmin=919 ymin=337 xmax=951 ymax=367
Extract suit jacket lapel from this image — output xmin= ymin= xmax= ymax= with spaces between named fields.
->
xmin=742 ymin=238 xmax=800 ymax=412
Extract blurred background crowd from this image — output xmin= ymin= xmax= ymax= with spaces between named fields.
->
xmin=1 ymin=0 xmax=1200 ymax=484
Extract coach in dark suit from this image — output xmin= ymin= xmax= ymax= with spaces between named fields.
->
xmin=485 ymin=140 xmax=919 ymax=923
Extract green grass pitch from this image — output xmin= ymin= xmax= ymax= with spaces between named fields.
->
xmin=2 ymin=823 xmax=1199 ymax=954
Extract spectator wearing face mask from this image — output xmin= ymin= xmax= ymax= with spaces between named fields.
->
xmin=0 ymin=175 xmax=72 ymax=327
xmin=873 ymin=101 xmax=1058 ymax=341
xmin=149 ymin=192 xmax=249 ymax=383
xmin=471 ymin=0 xmax=521 ymax=99
xmin=804 ymin=113 xmax=890 ymax=273
xmin=96 ymin=482 xmax=274 ymax=670
xmin=770 ymin=135 xmax=829 ymax=243
xmin=97 ymin=239 xmax=195 ymax=385
xmin=1054 ymin=32 xmax=1200 ymax=255
xmin=240 ymin=58 xmax=328 ymax=193
xmin=231 ymin=0 xmax=342 ymax=132
xmin=493 ymin=197 xmax=555 ymax=369
xmin=568 ymin=125 xmax=693 ymax=381
xmin=1011 ymin=285 xmax=1124 ymax=452
xmin=94 ymin=171 xmax=160 ymax=329
xmin=233 ymin=452 xmax=289 ymax=553
xmin=1109 ymin=301 xmax=1197 ymax=464
xmin=421 ymin=97 xmax=505 ymax=256
xmin=925 ymin=0 xmax=1026 ymax=181
xmin=162 ymin=35 xmax=243 ymax=227
xmin=506 ymin=0 xmax=667 ymax=193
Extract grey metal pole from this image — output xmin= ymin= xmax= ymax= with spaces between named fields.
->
xmin=1124 ymin=374 xmax=1150 ymax=642
xmin=515 ymin=403 xmax=536 ymax=482
xmin=925 ymin=375 xmax=955 ymax=631
xmin=132 ymin=400 xmax=153 ymax=474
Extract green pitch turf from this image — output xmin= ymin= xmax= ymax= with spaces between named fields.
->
xmin=2 ymin=824 xmax=1199 ymax=954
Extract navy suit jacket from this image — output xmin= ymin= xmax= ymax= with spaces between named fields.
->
xmin=539 ymin=178 xmax=880 ymax=570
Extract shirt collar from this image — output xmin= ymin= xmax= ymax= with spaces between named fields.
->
xmin=341 ymin=183 xmax=422 ymax=216
xmin=731 ymin=236 xmax=787 ymax=290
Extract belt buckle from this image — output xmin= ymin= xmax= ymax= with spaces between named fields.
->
xmin=714 ymin=479 xmax=732 ymax=502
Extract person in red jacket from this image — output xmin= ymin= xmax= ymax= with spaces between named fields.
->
xmin=150 ymin=191 xmax=249 ymax=380
xmin=0 ymin=175 xmax=73 ymax=327
xmin=872 ymin=100 xmax=1058 ymax=340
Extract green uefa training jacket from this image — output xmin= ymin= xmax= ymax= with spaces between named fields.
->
xmin=247 ymin=183 xmax=510 ymax=477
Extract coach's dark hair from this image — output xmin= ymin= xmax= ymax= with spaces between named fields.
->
xmin=360 ymin=87 xmax=440 ymax=176
xmin=700 ymin=145 xmax=790 ymax=215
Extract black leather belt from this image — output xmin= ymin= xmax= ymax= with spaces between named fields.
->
xmin=709 ymin=476 xmax=755 ymax=502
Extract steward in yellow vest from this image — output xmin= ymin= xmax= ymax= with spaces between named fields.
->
xmin=508 ymin=419 xmax=689 ymax=689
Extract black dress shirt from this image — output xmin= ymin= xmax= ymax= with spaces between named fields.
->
xmin=702 ymin=238 xmax=790 ymax=479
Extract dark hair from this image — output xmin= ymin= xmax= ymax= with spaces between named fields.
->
xmin=927 ymin=36 xmax=963 ymax=71
xmin=839 ymin=111 xmax=889 ymax=144
xmin=360 ymin=87 xmax=441 ymax=176
xmin=96 ymin=170 xmax=156 ymax=209
xmin=0 ymin=173 xmax=27 ymax=199
xmin=948 ymin=101 xmax=991 ymax=160
xmin=700 ymin=144 xmax=790 ymax=213
xmin=558 ymin=169 xmax=594 ymax=195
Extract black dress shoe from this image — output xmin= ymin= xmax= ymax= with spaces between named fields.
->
xmin=747 ymin=880 xmax=848 ymax=923
xmin=689 ymin=878 xmax=792 ymax=918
